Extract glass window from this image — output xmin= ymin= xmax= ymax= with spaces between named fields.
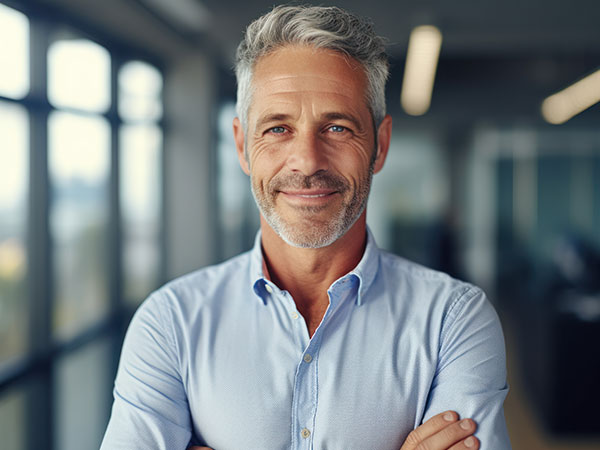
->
xmin=368 ymin=132 xmax=448 ymax=266
xmin=536 ymin=155 xmax=572 ymax=258
xmin=120 ymin=124 xmax=162 ymax=303
xmin=48 ymin=111 xmax=110 ymax=341
xmin=54 ymin=338 xmax=112 ymax=450
xmin=119 ymin=61 xmax=163 ymax=122
xmin=0 ymin=386 xmax=26 ymax=450
xmin=217 ymin=102 xmax=259 ymax=260
xmin=0 ymin=101 xmax=29 ymax=367
xmin=48 ymin=35 xmax=111 ymax=113
xmin=0 ymin=3 xmax=29 ymax=99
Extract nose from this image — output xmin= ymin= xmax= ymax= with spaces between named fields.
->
xmin=285 ymin=131 xmax=329 ymax=176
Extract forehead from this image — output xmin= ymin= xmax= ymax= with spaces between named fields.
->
xmin=249 ymin=45 xmax=369 ymax=117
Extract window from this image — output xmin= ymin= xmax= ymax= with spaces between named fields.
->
xmin=119 ymin=60 xmax=162 ymax=121
xmin=0 ymin=386 xmax=26 ymax=450
xmin=48 ymin=34 xmax=111 ymax=112
xmin=119 ymin=61 xmax=163 ymax=304
xmin=216 ymin=102 xmax=259 ymax=260
xmin=0 ymin=3 xmax=165 ymax=449
xmin=0 ymin=99 xmax=29 ymax=367
xmin=0 ymin=3 xmax=29 ymax=99
xmin=54 ymin=338 xmax=113 ymax=450
xmin=49 ymin=111 xmax=111 ymax=340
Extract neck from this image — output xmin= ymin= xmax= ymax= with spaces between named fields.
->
xmin=260 ymin=214 xmax=367 ymax=335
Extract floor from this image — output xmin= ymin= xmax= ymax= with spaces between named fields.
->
xmin=501 ymin=311 xmax=600 ymax=449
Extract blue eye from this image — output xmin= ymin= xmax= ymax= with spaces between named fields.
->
xmin=269 ymin=127 xmax=286 ymax=134
xmin=329 ymin=125 xmax=346 ymax=133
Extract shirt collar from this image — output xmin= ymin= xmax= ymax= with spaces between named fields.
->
xmin=347 ymin=227 xmax=380 ymax=306
xmin=250 ymin=231 xmax=269 ymax=304
xmin=250 ymin=227 xmax=381 ymax=306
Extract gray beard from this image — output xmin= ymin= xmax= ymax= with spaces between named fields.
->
xmin=250 ymin=169 xmax=373 ymax=248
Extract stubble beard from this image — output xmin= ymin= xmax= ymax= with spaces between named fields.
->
xmin=251 ymin=166 xmax=374 ymax=249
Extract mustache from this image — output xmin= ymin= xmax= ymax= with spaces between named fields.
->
xmin=269 ymin=172 xmax=349 ymax=193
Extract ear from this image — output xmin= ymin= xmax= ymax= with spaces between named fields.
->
xmin=233 ymin=117 xmax=250 ymax=175
xmin=373 ymin=114 xmax=392 ymax=174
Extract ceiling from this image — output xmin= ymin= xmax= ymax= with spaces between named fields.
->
xmin=37 ymin=0 xmax=600 ymax=65
xmin=163 ymin=0 xmax=600 ymax=60
xmin=30 ymin=0 xmax=599 ymax=123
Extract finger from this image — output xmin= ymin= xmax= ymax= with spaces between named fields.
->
xmin=420 ymin=418 xmax=477 ymax=450
xmin=448 ymin=435 xmax=480 ymax=449
xmin=401 ymin=410 xmax=459 ymax=449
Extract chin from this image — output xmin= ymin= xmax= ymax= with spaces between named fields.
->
xmin=270 ymin=210 xmax=364 ymax=249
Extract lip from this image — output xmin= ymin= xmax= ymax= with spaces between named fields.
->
xmin=280 ymin=189 xmax=337 ymax=197
xmin=278 ymin=189 xmax=339 ymax=206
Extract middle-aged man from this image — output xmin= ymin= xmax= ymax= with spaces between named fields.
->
xmin=101 ymin=5 xmax=511 ymax=450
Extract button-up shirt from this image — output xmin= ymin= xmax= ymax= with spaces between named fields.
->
xmin=101 ymin=230 xmax=511 ymax=449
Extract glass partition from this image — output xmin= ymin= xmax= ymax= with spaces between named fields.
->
xmin=0 ymin=3 xmax=29 ymax=99
xmin=120 ymin=124 xmax=162 ymax=303
xmin=0 ymin=101 xmax=29 ymax=367
xmin=48 ymin=111 xmax=111 ymax=341
xmin=48 ymin=35 xmax=111 ymax=113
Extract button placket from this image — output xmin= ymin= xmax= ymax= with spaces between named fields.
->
xmin=291 ymin=337 xmax=322 ymax=449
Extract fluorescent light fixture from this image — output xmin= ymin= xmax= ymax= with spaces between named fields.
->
xmin=401 ymin=25 xmax=443 ymax=116
xmin=541 ymin=69 xmax=600 ymax=124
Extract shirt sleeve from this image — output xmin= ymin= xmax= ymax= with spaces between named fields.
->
xmin=100 ymin=292 xmax=193 ymax=450
xmin=422 ymin=287 xmax=512 ymax=450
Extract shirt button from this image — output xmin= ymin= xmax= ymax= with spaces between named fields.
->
xmin=265 ymin=284 xmax=273 ymax=294
xmin=291 ymin=312 xmax=299 ymax=319
xmin=303 ymin=353 xmax=312 ymax=363
xmin=301 ymin=428 xmax=311 ymax=439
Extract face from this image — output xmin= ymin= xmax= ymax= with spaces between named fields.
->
xmin=233 ymin=45 xmax=391 ymax=248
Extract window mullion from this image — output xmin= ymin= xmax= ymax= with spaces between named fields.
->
xmin=26 ymin=15 xmax=54 ymax=450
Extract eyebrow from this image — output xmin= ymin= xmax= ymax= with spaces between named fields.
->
xmin=254 ymin=112 xmax=365 ymax=133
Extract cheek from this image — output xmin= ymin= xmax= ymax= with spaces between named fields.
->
xmin=248 ymin=140 xmax=283 ymax=171
xmin=248 ymin=158 xmax=278 ymax=194
xmin=331 ymin=148 xmax=373 ymax=180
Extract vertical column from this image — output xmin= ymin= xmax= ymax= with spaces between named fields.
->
xmin=26 ymin=15 xmax=53 ymax=450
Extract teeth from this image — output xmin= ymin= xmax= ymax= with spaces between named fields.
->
xmin=298 ymin=194 xmax=327 ymax=198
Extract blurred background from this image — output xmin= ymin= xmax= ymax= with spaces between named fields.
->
xmin=0 ymin=0 xmax=599 ymax=449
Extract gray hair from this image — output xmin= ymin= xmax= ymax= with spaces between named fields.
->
xmin=235 ymin=5 xmax=389 ymax=131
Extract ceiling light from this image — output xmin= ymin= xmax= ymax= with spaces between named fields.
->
xmin=541 ymin=69 xmax=600 ymax=124
xmin=401 ymin=25 xmax=443 ymax=116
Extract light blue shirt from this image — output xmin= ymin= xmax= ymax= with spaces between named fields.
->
xmin=101 ymin=230 xmax=511 ymax=449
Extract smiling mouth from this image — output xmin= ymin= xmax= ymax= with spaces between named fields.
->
xmin=293 ymin=193 xmax=334 ymax=198
xmin=277 ymin=190 xmax=339 ymax=206
xmin=279 ymin=189 xmax=337 ymax=197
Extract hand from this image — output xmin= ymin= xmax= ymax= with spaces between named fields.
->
xmin=400 ymin=411 xmax=479 ymax=449
xmin=186 ymin=411 xmax=478 ymax=450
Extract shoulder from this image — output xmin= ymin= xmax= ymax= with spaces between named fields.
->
xmin=165 ymin=251 xmax=251 ymax=294
xmin=377 ymin=248 xmax=483 ymax=309
xmin=144 ymin=250 xmax=254 ymax=317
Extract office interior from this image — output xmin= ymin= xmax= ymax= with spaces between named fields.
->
xmin=0 ymin=0 xmax=599 ymax=448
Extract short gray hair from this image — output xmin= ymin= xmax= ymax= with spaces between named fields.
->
xmin=235 ymin=5 xmax=389 ymax=130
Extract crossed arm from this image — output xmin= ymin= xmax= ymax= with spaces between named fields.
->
xmin=101 ymin=290 xmax=510 ymax=450
xmin=189 ymin=411 xmax=480 ymax=450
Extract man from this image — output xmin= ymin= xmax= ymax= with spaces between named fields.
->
xmin=101 ymin=5 xmax=511 ymax=450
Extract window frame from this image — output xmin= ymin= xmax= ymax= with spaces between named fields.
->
xmin=0 ymin=2 xmax=167 ymax=449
